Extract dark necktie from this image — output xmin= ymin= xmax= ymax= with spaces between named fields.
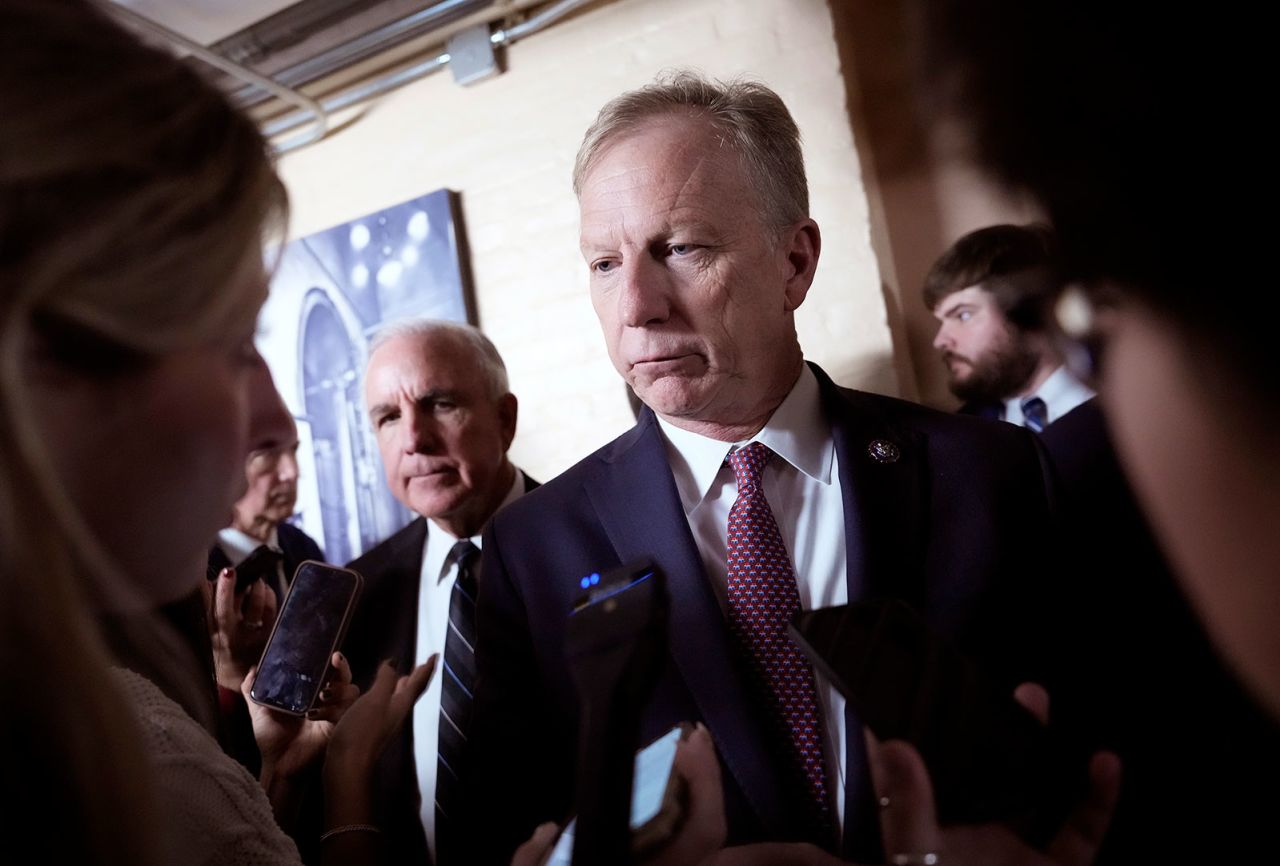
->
xmin=435 ymin=539 xmax=480 ymax=860
xmin=724 ymin=442 xmax=831 ymax=829
xmin=237 ymin=544 xmax=284 ymax=587
xmin=1021 ymin=396 xmax=1049 ymax=433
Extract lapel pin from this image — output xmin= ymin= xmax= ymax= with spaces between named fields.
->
xmin=867 ymin=439 xmax=900 ymax=464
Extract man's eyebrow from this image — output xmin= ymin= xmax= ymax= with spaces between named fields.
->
xmin=367 ymin=401 xmax=396 ymax=419
xmin=941 ymin=302 xmax=975 ymax=318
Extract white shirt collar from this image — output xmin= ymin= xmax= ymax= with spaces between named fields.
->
xmin=423 ymin=468 xmax=526 ymax=586
xmin=1003 ymin=365 xmax=1095 ymax=426
xmin=216 ymin=525 xmax=280 ymax=564
xmin=656 ymin=365 xmax=834 ymax=516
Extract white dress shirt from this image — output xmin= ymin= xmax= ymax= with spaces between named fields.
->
xmin=413 ymin=470 xmax=526 ymax=863
xmin=655 ymin=365 xmax=849 ymax=831
xmin=1002 ymin=365 xmax=1095 ymax=428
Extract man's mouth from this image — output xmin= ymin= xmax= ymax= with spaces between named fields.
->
xmin=632 ymin=352 xmax=699 ymax=371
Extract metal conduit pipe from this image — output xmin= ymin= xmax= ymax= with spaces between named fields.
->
xmin=107 ymin=3 xmax=331 ymax=151
xmin=227 ymin=0 xmax=487 ymax=108
xmin=267 ymin=0 xmax=593 ymax=152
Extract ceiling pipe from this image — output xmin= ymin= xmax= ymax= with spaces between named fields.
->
xmin=266 ymin=0 xmax=593 ymax=152
xmin=226 ymin=0 xmax=489 ymax=108
xmin=107 ymin=3 xmax=331 ymax=151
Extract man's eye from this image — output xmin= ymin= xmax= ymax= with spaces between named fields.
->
xmin=957 ymin=310 xmax=972 ymax=322
xmin=668 ymin=243 xmax=697 ymax=256
xmin=592 ymin=259 xmax=618 ymax=274
xmin=374 ymin=412 xmax=398 ymax=428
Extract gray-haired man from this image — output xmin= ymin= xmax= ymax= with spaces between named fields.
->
xmin=343 ymin=319 xmax=536 ymax=865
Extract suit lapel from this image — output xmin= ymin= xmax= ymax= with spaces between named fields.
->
xmin=816 ymin=366 xmax=929 ymax=608
xmin=350 ymin=517 xmax=428 ymax=679
xmin=812 ymin=365 xmax=929 ymax=857
xmin=582 ymin=411 xmax=795 ymax=836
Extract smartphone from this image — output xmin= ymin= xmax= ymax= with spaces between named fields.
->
xmin=546 ymin=724 xmax=689 ymax=865
xmin=206 ymin=544 xmax=282 ymax=593
xmin=790 ymin=599 xmax=1088 ymax=839
xmin=248 ymin=560 xmax=363 ymax=716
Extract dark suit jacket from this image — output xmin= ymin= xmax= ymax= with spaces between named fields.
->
xmin=343 ymin=472 xmax=539 ymax=866
xmin=468 ymin=364 xmax=1059 ymax=862
xmin=1037 ymin=399 xmax=1280 ymax=863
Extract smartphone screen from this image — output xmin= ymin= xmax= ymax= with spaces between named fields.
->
xmin=546 ymin=725 xmax=684 ymax=865
xmin=249 ymin=561 xmax=362 ymax=715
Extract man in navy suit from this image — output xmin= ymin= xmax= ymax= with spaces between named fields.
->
xmin=343 ymin=319 xmax=535 ymax=866
xmin=468 ymin=72 xmax=1058 ymax=863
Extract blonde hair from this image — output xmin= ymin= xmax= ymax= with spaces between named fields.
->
xmin=0 ymin=1 xmax=287 ymax=861
xmin=572 ymin=70 xmax=809 ymax=230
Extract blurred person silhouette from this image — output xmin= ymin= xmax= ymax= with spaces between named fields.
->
xmin=922 ymin=215 xmax=1275 ymax=860
xmin=0 ymin=2 xmax=431 ymax=864
xmin=917 ymin=1 xmax=1280 ymax=862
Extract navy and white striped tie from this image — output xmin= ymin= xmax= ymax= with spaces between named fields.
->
xmin=1021 ymin=396 xmax=1049 ymax=433
xmin=435 ymin=539 xmax=480 ymax=861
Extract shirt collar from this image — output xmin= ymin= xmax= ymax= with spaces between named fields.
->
xmin=1003 ymin=365 xmax=1095 ymax=425
xmin=425 ymin=467 xmax=526 ymax=584
xmin=216 ymin=525 xmax=280 ymax=563
xmin=656 ymin=365 xmax=834 ymax=515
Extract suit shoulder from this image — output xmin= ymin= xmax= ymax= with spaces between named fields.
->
xmin=838 ymin=386 xmax=1028 ymax=442
xmin=347 ymin=517 xmax=426 ymax=572
xmin=278 ymin=522 xmax=325 ymax=558
xmin=489 ymin=421 xmax=650 ymax=532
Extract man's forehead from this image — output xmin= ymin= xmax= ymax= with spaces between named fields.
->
xmin=366 ymin=333 xmax=481 ymax=398
xmin=936 ymin=285 xmax=995 ymax=314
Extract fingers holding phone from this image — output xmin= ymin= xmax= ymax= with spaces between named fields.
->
xmin=649 ymin=723 xmax=726 ymax=865
xmin=308 ymin=652 xmax=360 ymax=723
xmin=210 ymin=567 xmax=278 ymax=690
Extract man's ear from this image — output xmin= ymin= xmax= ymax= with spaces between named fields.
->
xmin=780 ymin=218 xmax=821 ymax=312
xmin=498 ymin=392 xmax=518 ymax=450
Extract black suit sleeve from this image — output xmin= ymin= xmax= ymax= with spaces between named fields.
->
xmin=466 ymin=515 xmax=577 ymax=865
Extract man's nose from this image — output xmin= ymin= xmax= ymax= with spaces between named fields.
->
xmin=932 ymin=322 xmax=954 ymax=351
xmin=277 ymin=451 xmax=300 ymax=483
xmin=401 ymin=407 xmax=440 ymax=454
xmin=617 ymin=256 xmax=671 ymax=328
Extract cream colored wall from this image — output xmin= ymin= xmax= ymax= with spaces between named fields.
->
xmin=275 ymin=0 xmax=894 ymax=482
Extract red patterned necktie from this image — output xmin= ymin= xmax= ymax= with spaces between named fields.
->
xmin=725 ymin=442 xmax=831 ymax=826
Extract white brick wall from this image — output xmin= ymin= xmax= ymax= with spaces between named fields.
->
xmin=277 ymin=0 xmax=894 ymax=482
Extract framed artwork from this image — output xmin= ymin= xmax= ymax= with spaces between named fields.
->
xmin=256 ymin=189 xmax=474 ymax=563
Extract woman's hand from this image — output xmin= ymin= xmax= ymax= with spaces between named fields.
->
xmin=323 ymin=657 xmax=437 ymax=792
xmin=243 ymin=651 xmax=359 ymax=782
xmin=869 ymin=683 xmax=1122 ymax=866
xmin=207 ymin=568 xmax=277 ymax=691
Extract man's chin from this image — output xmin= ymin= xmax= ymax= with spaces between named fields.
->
xmin=632 ymin=375 xmax=709 ymax=418
xmin=405 ymin=486 xmax=467 ymax=522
